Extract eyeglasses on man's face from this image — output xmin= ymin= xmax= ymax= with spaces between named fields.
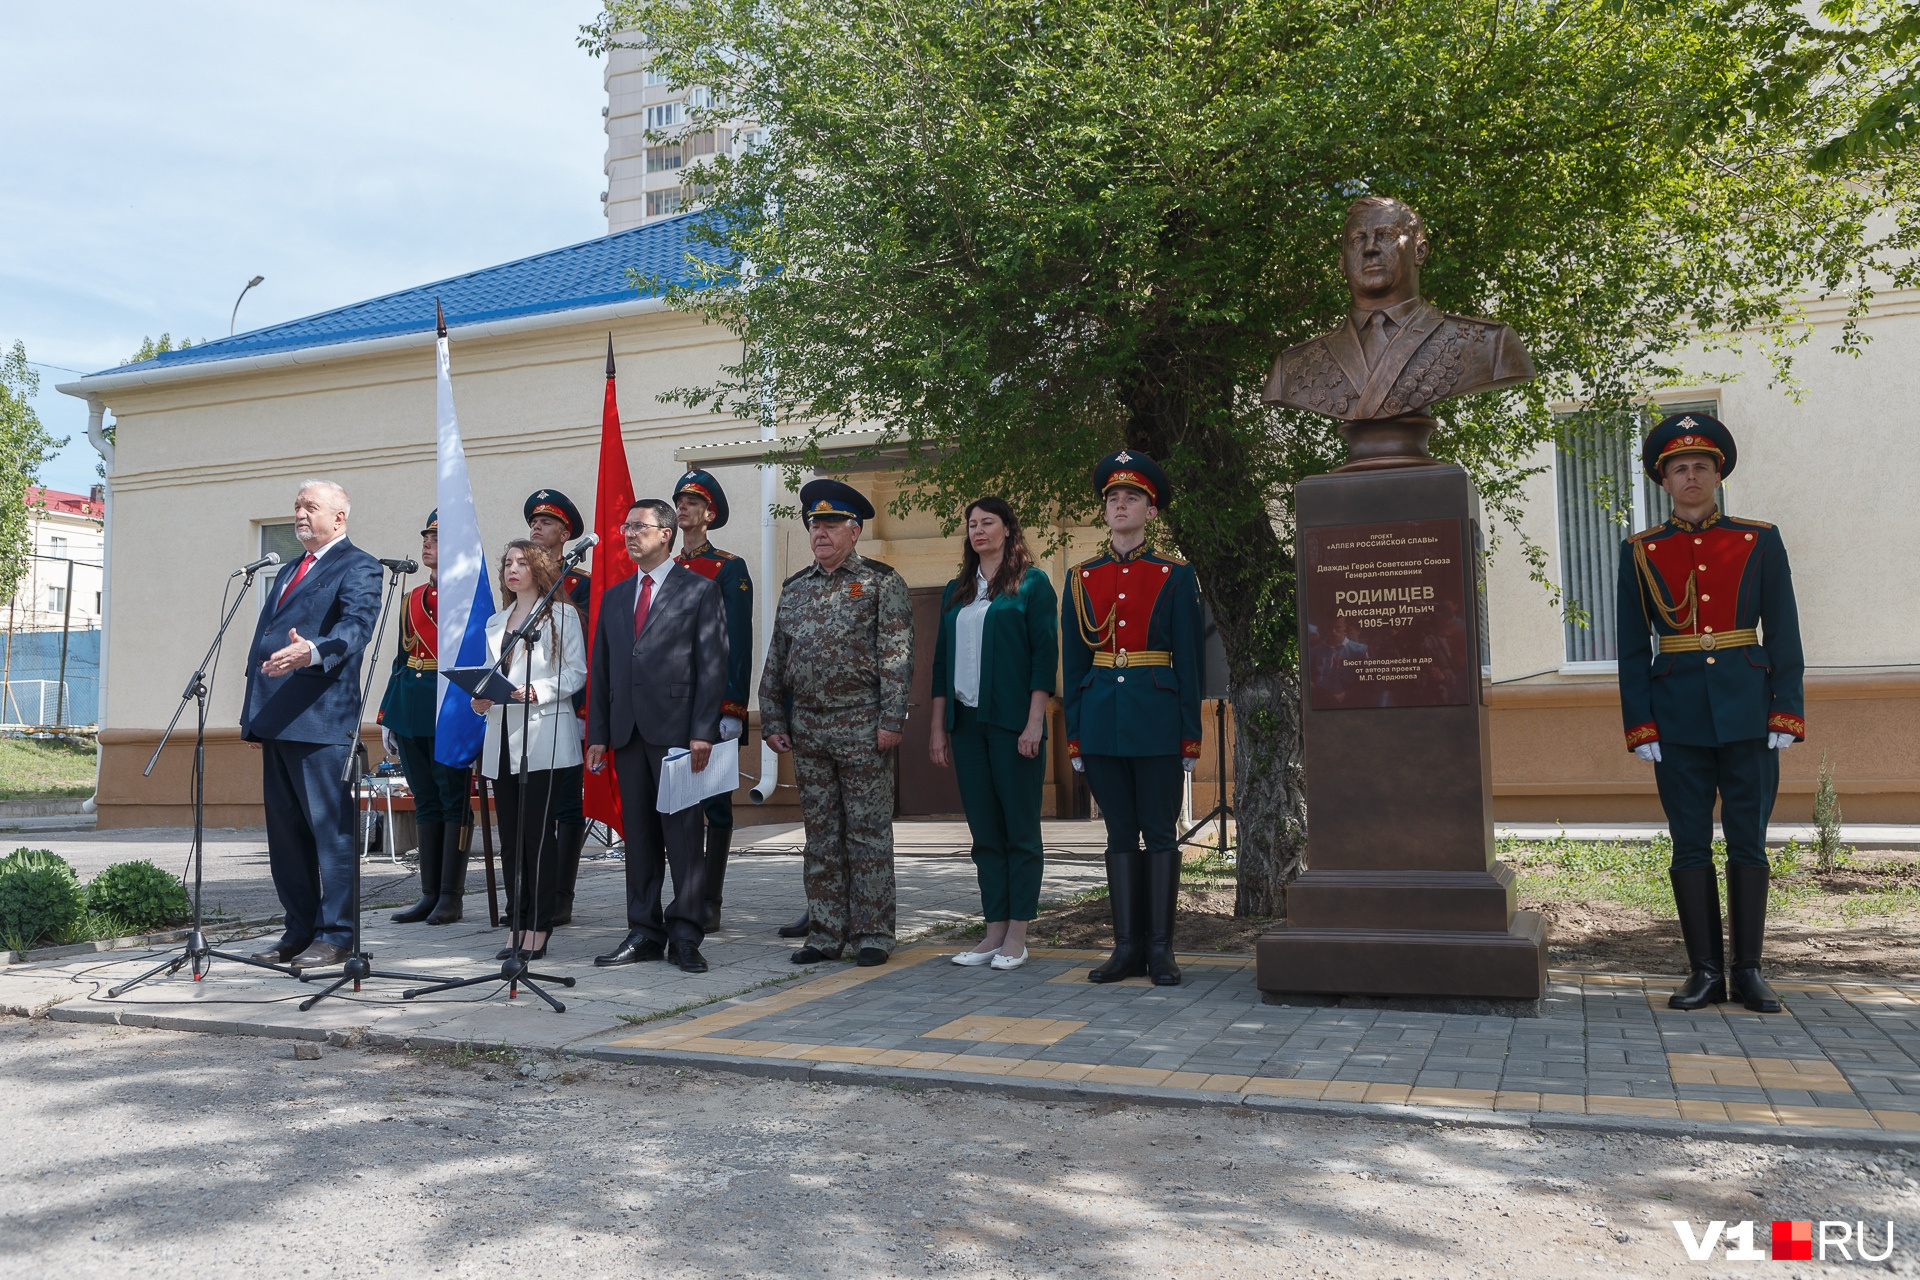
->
xmin=622 ymin=522 xmax=670 ymax=534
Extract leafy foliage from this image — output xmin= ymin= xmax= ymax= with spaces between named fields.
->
xmin=0 ymin=847 xmax=85 ymax=953
xmin=587 ymin=0 xmax=1915 ymax=906
xmin=85 ymin=859 xmax=192 ymax=932
xmin=0 ymin=342 xmax=64 ymax=605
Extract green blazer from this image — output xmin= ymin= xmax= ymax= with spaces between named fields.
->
xmin=932 ymin=566 xmax=1059 ymax=734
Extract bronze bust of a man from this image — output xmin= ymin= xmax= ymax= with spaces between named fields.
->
xmin=1264 ymin=197 xmax=1535 ymax=423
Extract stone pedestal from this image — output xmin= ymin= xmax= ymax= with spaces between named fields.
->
xmin=1255 ymin=463 xmax=1548 ymax=1008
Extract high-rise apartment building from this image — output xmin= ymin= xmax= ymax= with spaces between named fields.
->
xmin=603 ymin=42 xmax=762 ymax=231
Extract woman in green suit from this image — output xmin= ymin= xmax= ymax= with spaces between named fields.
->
xmin=929 ymin=496 xmax=1059 ymax=971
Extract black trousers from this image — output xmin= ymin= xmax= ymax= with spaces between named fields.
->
xmin=1654 ymin=738 xmax=1779 ymax=870
xmin=261 ymin=738 xmax=357 ymax=950
xmin=392 ymin=732 xmax=470 ymax=827
xmin=1080 ymin=754 xmax=1184 ymax=857
xmin=614 ymin=741 xmax=707 ymax=945
xmin=493 ymin=736 xmax=578 ymax=932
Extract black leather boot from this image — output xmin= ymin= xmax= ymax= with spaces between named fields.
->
xmin=551 ymin=820 xmax=587 ymax=926
xmin=1145 ymin=849 xmax=1183 ymax=986
xmin=1666 ymin=866 xmax=1727 ymax=1010
xmin=778 ymin=910 xmax=812 ymax=938
xmin=1726 ymin=862 xmax=1782 ymax=1013
xmin=390 ymin=820 xmax=443 ymax=922
xmin=1089 ymin=851 xmax=1147 ymax=983
xmin=425 ymin=822 xmax=468 ymax=925
xmin=701 ymin=824 xmax=732 ymax=934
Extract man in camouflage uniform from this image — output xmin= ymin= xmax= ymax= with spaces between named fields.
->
xmin=760 ymin=479 xmax=914 ymax=967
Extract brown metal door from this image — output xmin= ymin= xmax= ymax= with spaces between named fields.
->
xmin=897 ymin=586 xmax=966 ymax=817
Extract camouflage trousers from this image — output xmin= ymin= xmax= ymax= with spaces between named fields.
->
xmin=792 ymin=710 xmax=897 ymax=957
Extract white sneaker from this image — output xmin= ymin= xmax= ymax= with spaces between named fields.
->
xmin=989 ymin=949 xmax=1029 ymax=971
xmin=951 ymin=949 xmax=997 ymax=967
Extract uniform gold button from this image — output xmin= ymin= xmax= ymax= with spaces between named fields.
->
xmin=1746 ymin=533 xmax=1754 ymax=541
xmin=1698 ymin=564 xmax=1707 ymax=571
xmin=1121 ymin=568 xmax=1129 ymax=574
xmin=1700 ymin=594 xmax=1710 ymax=602
xmin=1118 ymin=593 xmax=1126 ymax=599
xmin=1116 ymin=675 xmax=1126 ymax=683
xmin=1694 ymin=537 xmax=1703 ymax=544
xmin=1118 ymin=620 xmax=1127 ymax=626
xmin=1706 ymin=657 xmax=1716 ymax=665
xmin=1703 ymin=626 xmax=1713 ymax=632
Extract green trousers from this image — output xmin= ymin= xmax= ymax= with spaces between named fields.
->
xmin=952 ymin=703 xmax=1046 ymax=921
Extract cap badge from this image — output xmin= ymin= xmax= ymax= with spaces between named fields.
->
xmin=1676 ymin=417 xmax=1697 ymax=429
xmin=1114 ymin=450 xmax=1132 ymax=463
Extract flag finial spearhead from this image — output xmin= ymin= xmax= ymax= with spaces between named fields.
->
xmin=435 ymin=299 xmax=447 ymax=338
xmin=606 ymin=333 xmax=616 ymax=379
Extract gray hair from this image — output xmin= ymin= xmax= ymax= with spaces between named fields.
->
xmin=629 ymin=497 xmax=677 ymax=551
xmin=295 ymin=478 xmax=351 ymax=517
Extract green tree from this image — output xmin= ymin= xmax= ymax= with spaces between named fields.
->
xmin=586 ymin=0 xmax=1916 ymax=912
xmin=122 ymin=333 xmax=195 ymax=365
xmin=1735 ymin=0 xmax=1920 ymax=170
xmin=0 ymin=342 xmax=63 ymax=607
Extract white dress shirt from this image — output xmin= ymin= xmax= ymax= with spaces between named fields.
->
xmin=953 ymin=571 xmax=992 ymax=709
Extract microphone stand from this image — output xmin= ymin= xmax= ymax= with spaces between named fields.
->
xmin=404 ymin=543 xmax=584 ymax=1012
xmin=110 ymin=561 xmax=305 ymax=996
xmin=297 ymin=558 xmax=442 ymax=1011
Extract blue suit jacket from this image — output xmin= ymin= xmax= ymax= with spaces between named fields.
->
xmin=241 ymin=538 xmax=383 ymax=745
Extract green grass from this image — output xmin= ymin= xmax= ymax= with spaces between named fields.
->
xmin=0 ymin=735 xmax=96 ymax=802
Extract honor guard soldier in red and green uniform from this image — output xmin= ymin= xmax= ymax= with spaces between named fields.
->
xmin=673 ymin=468 xmax=754 ymax=932
xmin=524 ymin=488 xmax=591 ymax=923
xmin=1063 ymin=451 xmax=1205 ymax=987
xmin=380 ymin=510 xmax=473 ymax=924
xmin=1617 ymin=413 xmax=1804 ymax=1014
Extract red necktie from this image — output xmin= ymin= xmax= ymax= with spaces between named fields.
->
xmin=278 ymin=553 xmax=316 ymax=605
xmin=633 ymin=573 xmax=654 ymax=637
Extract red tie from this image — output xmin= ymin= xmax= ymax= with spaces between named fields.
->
xmin=278 ymin=553 xmax=316 ymax=605
xmin=633 ymin=573 xmax=654 ymax=637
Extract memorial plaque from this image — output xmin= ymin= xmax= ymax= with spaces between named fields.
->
xmin=1303 ymin=518 xmax=1473 ymax=710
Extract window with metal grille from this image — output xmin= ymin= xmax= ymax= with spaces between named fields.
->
xmin=1555 ymin=400 xmax=1721 ymax=667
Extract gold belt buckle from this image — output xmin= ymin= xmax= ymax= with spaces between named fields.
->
xmin=1114 ymin=650 xmax=1130 ymax=668
xmin=1697 ymin=633 xmax=1717 ymax=651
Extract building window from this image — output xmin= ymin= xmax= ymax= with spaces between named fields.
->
xmin=645 ymin=102 xmax=684 ymax=130
xmin=258 ymin=522 xmax=304 ymax=608
xmin=1555 ymin=400 xmax=1720 ymax=667
xmin=47 ymin=585 xmax=66 ymax=614
xmin=647 ymin=189 xmax=683 ymax=217
xmin=688 ymin=86 xmax=723 ymax=110
xmin=49 ymin=535 xmax=67 ymax=557
xmin=643 ymin=68 xmax=671 ymax=87
xmin=646 ymin=144 xmax=683 ymax=173
xmin=685 ymin=130 xmax=719 ymax=158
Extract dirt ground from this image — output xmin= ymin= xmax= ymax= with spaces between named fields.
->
xmin=1032 ymin=855 xmax=1920 ymax=980
xmin=5 ymin=1018 xmax=1915 ymax=1279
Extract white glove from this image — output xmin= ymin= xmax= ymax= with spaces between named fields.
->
xmin=1183 ymin=757 xmax=1198 ymax=774
xmin=719 ymin=716 xmax=744 ymax=741
xmin=1633 ymin=742 xmax=1662 ymax=764
xmin=1768 ymin=731 xmax=1795 ymax=751
xmin=380 ymin=727 xmax=397 ymax=759
xmin=1071 ymin=757 xmax=1084 ymax=773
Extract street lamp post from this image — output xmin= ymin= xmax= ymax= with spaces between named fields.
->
xmin=229 ymin=275 xmax=265 ymax=335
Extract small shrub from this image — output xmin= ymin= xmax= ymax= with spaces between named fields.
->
xmin=0 ymin=857 xmax=86 ymax=952
xmin=1814 ymin=752 xmax=1846 ymax=874
xmin=85 ymin=860 xmax=192 ymax=932
xmin=1 ymin=847 xmax=76 ymax=879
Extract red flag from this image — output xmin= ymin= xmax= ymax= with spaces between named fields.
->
xmin=584 ymin=336 xmax=637 ymax=832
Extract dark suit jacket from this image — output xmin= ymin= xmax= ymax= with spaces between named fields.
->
xmin=588 ymin=564 xmax=728 ymax=751
xmin=241 ymin=538 xmax=383 ymax=745
xmin=1263 ymin=300 xmax=1534 ymax=420
xmin=931 ymin=567 xmax=1058 ymax=735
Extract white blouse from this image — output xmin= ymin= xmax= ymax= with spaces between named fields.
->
xmin=953 ymin=571 xmax=992 ymax=708
xmin=478 ymin=601 xmax=587 ymax=779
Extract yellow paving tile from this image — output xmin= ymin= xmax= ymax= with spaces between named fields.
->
xmin=1161 ymin=1071 xmax=1211 ymax=1090
xmin=1362 ymin=1084 xmax=1412 ymax=1105
xmin=1538 ymin=1093 xmax=1588 ymax=1114
xmin=1872 ymin=1111 xmax=1920 ymax=1132
xmin=1408 ymin=1088 xmax=1497 ymax=1111
xmin=1724 ymin=1102 xmax=1781 ymax=1125
xmin=1201 ymin=1074 xmax=1252 ymax=1093
xmin=1677 ymin=1099 xmax=1730 ymax=1123
xmin=1772 ymin=1105 xmax=1880 ymax=1130
xmin=1320 ymin=1081 xmax=1371 ymax=1103
xmin=1084 ymin=1065 xmax=1174 ymax=1087
xmin=1242 ymin=1078 xmax=1327 ymax=1100
xmin=1494 ymin=1091 xmax=1541 ymax=1111
xmin=796 ymin=1045 xmax=882 ymax=1064
xmin=1585 ymin=1095 xmax=1680 ymax=1119
xmin=762 ymin=1042 xmax=820 ymax=1060
xmin=943 ymin=1054 xmax=1022 ymax=1076
xmin=923 ymin=1015 xmax=1089 ymax=1046
xmin=1006 ymin=1059 xmax=1064 ymax=1079
xmin=1041 ymin=1062 xmax=1097 ymax=1082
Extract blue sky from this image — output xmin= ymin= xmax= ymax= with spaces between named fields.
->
xmin=3 ymin=1 xmax=609 ymax=494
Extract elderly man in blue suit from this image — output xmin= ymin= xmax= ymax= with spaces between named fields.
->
xmin=242 ymin=480 xmax=383 ymax=970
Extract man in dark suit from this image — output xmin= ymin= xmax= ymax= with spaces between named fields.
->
xmin=587 ymin=497 xmax=729 ymax=974
xmin=241 ymin=480 xmax=383 ymax=970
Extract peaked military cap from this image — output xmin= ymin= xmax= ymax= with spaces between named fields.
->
xmin=421 ymin=508 xmax=438 ymax=535
xmin=798 ymin=478 xmax=874 ymax=524
xmin=1093 ymin=449 xmax=1171 ymax=508
xmin=673 ymin=469 xmax=731 ymax=530
xmin=1642 ymin=412 xmax=1737 ymax=482
xmin=524 ymin=489 xmax=585 ymax=539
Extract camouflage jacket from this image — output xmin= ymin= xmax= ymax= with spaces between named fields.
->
xmin=759 ymin=550 xmax=914 ymax=737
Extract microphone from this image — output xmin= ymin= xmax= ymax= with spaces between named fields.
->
xmin=563 ymin=533 xmax=599 ymax=564
xmin=379 ymin=557 xmax=419 ymax=574
xmin=232 ymin=552 xmax=281 ymax=577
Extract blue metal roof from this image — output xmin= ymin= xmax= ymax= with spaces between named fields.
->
xmin=103 ymin=212 xmax=725 ymax=374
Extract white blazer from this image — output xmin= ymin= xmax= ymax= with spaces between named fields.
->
xmin=478 ymin=601 xmax=587 ymax=779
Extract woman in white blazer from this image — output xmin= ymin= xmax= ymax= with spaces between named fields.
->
xmin=471 ymin=540 xmax=587 ymax=960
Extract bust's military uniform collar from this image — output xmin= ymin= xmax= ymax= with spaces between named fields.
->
xmin=1667 ymin=508 xmax=1723 ymax=533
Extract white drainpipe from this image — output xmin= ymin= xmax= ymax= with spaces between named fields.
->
xmin=83 ymin=396 xmax=112 ymax=814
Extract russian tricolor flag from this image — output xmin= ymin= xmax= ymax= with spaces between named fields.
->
xmin=430 ymin=303 xmax=493 ymax=768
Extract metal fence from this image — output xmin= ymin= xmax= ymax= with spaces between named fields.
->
xmin=0 ymin=629 xmax=100 ymax=727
